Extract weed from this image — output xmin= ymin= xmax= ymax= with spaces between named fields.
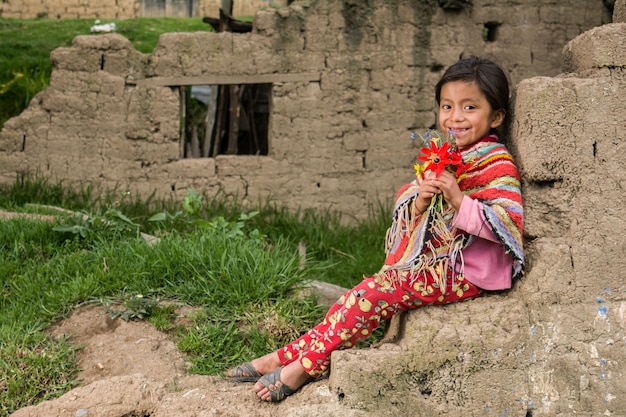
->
xmin=103 ymin=294 xmax=159 ymax=321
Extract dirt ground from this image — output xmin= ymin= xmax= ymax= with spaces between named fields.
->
xmin=10 ymin=304 xmax=364 ymax=417
xmin=3 ymin=209 xmax=366 ymax=417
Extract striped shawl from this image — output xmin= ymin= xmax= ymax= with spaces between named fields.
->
xmin=378 ymin=136 xmax=524 ymax=290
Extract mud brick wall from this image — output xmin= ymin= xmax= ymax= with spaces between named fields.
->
xmin=0 ymin=0 xmax=609 ymax=219
xmin=0 ymin=0 xmax=288 ymax=19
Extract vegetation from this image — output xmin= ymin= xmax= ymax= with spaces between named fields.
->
xmin=0 ymin=174 xmax=390 ymax=416
xmin=0 ymin=16 xmax=211 ymax=129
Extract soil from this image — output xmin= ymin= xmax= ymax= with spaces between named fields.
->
xmin=2 ymin=210 xmax=365 ymax=417
xmin=10 ymin=304 xmax=360 ymax=417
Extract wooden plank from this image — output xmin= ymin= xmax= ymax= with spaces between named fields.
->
xmin=226 ymin=84 xmax=241 ymax=155
xmin=136 ymin=73 xmax=321 ymax=87
xmin=179 ymin=85 xmax=186 ymax=158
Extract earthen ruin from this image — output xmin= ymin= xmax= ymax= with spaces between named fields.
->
xmin=0 ymin=0 xmax=613 ymax=219
xmin=0 ymin=0 xmax=287 ymax=19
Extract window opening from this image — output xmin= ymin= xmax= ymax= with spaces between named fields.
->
xmin=180 ymin=83 xmax=271 ymax=158
xmin=179 ymin=5 xmax=269 ymax=158
xmin=482 ymin=22 xmax=501 ymax=42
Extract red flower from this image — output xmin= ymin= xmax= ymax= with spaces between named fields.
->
xmin=447 ymin=149 xmax=468 ymax=176
xmin=418 ymin=141 xmax=455 ymax=177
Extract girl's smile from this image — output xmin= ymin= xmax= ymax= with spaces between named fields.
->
xmin=438 ymin=81 xmax=504 ymax=148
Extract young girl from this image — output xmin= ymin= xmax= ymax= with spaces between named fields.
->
xmin=227 ymin=56 xmax=525 ymax=402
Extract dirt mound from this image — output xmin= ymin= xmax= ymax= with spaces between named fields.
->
xmin=10 ymin=304 xmax=365 ymax=417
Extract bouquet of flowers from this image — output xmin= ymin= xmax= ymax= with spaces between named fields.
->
xmin=411 ymin=129 xmax=467 ymax=213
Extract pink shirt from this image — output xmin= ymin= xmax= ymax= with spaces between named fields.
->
xmin=452 ymin=195 xmax=513 ymax=291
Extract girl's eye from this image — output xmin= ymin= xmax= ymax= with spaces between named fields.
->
xmin=441 ymin=104 xmax=451 ymax=110
xmin=464 ymin=105 xmax=476 ymax=110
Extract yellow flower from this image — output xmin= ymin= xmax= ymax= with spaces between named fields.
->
xmin=414 ymin=163 xmax=423 ymax=179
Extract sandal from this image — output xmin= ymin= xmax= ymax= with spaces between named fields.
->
xmin=226 ymin=362 xmax=262 ymax=383
xmin=256 ymin=367 xmax=295 ymax=402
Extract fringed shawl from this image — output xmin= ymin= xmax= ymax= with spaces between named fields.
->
xmin=378 ymin=136 xmax=524 ymax=290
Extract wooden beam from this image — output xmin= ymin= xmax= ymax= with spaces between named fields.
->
xmin=135 ymin=73 xmax=321 ymax=87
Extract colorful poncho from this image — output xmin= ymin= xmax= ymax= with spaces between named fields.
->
xmin=378 ymin=136 xmax=524 ymax=291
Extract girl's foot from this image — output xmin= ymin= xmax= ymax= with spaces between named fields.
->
xmin=227 ymin=352 xmax=282 ymax=380
xmin=253 ymin=361 xmax=311 ymax=402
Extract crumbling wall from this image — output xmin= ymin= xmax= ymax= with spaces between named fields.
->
xmin=0 ymin=0 xmax=609 ymax=220
xmin=0 ymin=0 xmax=287 ymax=19
xmin=329 ymin=4 xmax=626 ymax=416
xmin=0 ymin=0 xmax=140 ymax=19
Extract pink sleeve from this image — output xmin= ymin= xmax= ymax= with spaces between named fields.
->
xmin=452 ymin=195 xmax=500 ymax=243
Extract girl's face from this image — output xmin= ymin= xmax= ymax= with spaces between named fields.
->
xmin=438 ymin=81 xmax=505 ymax=148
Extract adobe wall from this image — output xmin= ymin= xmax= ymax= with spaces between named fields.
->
xmin=0 ymin=0 xmax=136 ymax=19
xmin=0 ymin=0 xmax=286 ymax=19
xmin=0 ymin=0 xmax=610 ymax=220
xmin=330 ymin=4 xmax=626 ymax=417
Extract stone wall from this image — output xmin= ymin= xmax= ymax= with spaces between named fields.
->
xmin=0 ymin=0 xmax=138 ymax=19
xmin=330 ymin=3 xmax=626 ymax=416
xmin=0 ymin=0 xmax=286 ymax=19
xmin=0 ymin=0 xmax=610 ymax=220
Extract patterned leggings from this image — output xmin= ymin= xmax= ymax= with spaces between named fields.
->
xmin=277 ymin=270 xmax=482 ymax=378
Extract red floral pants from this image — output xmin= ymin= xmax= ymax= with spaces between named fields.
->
xmin=277 ymin=270 xmax=482 ymax=378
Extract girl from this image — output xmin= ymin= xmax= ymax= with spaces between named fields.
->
xmin=227 ymin=56 xmax=525 ymax=402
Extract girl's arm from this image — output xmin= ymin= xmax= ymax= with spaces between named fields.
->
xmin=452 ymin=195 xmax=500 ymax=243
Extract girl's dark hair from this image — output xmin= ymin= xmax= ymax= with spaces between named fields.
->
xmin=435 ymin=56 xmax=511 ymax=137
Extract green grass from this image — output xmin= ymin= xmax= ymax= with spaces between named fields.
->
xmin=0 ymin=16 xmax=211 ymax=129
xmin=0 ymin=174 xmax=391 ymax=416
xmin=248 ymin=204 xmax=389 ymax=288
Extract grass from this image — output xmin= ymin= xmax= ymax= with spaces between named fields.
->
xmin=0 ymin=173 xmax=391 ymax=416
xmin=0 ymin=16 xmax=211 ymax=129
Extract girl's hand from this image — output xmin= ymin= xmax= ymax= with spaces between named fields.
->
xmin=415 ymin=171 xmax=439 ymax=213
xmin=431 ymin=170 xmax=464 ymax=211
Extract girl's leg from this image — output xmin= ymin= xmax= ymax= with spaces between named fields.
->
xmin=254 ymin=271 xmax=481 ymax=400
xmin=275 ymin=290 xmax=348 ymax=368
xmin=228 ymin=284 xmax=353 ymax=379
xmin=279 ymin=272 xmax=413 ymax=378
xmin=281 ymin=271 xmax=481 ymax=378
